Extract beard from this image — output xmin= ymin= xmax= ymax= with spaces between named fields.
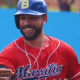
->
xmin=20 ymin=24 xmax=43 ymax=41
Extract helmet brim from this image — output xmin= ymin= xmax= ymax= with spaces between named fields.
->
xmin=14 ymin=10 xmax=46 ymax=16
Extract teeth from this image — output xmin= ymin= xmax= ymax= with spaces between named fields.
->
xmin=26 ymin=28 xmax=32 ymax=30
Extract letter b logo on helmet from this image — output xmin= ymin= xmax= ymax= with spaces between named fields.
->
xmin=22 ymin=0 xmax=29 ymax=9
xmin=14 ymin=0 xmax=47 ymax=29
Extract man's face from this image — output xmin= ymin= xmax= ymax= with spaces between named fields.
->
xmin=20 ymin=14 xmax=43 ymax=41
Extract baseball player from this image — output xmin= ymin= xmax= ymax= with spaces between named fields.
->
xmin=0 ymin=0 xmax=80 ymax=80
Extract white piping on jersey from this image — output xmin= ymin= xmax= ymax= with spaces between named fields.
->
xmin=14 ymin=40 xmax=39 ymax=76
xmin=45 ymin=40 xmax=60 ymax=80
xmin=69 ymin=72 xmax=80 ymax=80
xmin=14 ymin=40 xmax=25 ymax=53
xmin=46 ymin=40 xmax=60 ymax=66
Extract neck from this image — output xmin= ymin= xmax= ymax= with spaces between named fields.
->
xmin=24 ymin=32 xmax=45 ymax=48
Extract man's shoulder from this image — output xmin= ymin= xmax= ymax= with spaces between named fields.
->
xmin=48 ymin=36 xmax=60 ymax=43
xmin=1 ymin=37 xmax=23 ymax=53
xmin=49 ymin=36 xmax=72 ymax=50
xmin=49 ymin=36 xmax=76 ymax=57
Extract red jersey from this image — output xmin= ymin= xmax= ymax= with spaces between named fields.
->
xmin=0 ymin=35 xmax=80 ymax=80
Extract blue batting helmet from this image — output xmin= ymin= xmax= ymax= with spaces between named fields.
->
xmin=14 ymin=0 xmax=47 ymax=29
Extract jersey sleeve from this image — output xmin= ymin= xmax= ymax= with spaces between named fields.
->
xmin=0 ymin=44 xmax=16 ymax=73
xmin=64 ymin=43 xmax=80 ymax=79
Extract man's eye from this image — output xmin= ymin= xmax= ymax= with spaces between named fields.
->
xmin=30 ymin=17 xmax=35 ymax=19
xmin=30 ymin=17 xmax=38 ymax=20
xmin=21 ymin=17 xmax=26 ymax=20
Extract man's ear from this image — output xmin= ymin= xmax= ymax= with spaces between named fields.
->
xmin=42 ymin=15 xmax=47 ymax=24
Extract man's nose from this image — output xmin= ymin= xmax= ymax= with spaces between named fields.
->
xmin=24 ymin=19 xmax=30 ymax=25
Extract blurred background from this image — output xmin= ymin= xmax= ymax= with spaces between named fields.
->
xmin=0 ymin=0 xmax=80 ymax=63
xmin=45 ymin=0 xmax=80 ymax=12
xmin=0 ymin=0 xmax=80 ymax=12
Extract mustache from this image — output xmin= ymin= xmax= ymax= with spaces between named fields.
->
xmin=21 ymin=25 xmax=36 ymax=29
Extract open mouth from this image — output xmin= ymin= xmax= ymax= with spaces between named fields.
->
xmin=25 ymin=28 xmax=33 ymax=31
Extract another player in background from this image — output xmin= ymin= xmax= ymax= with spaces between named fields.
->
xmin=0 ymin=0 xmax=80 ymax=80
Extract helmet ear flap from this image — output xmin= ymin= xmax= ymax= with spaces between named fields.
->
xmin=15 ymin=15 xmax=20 ymax=29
